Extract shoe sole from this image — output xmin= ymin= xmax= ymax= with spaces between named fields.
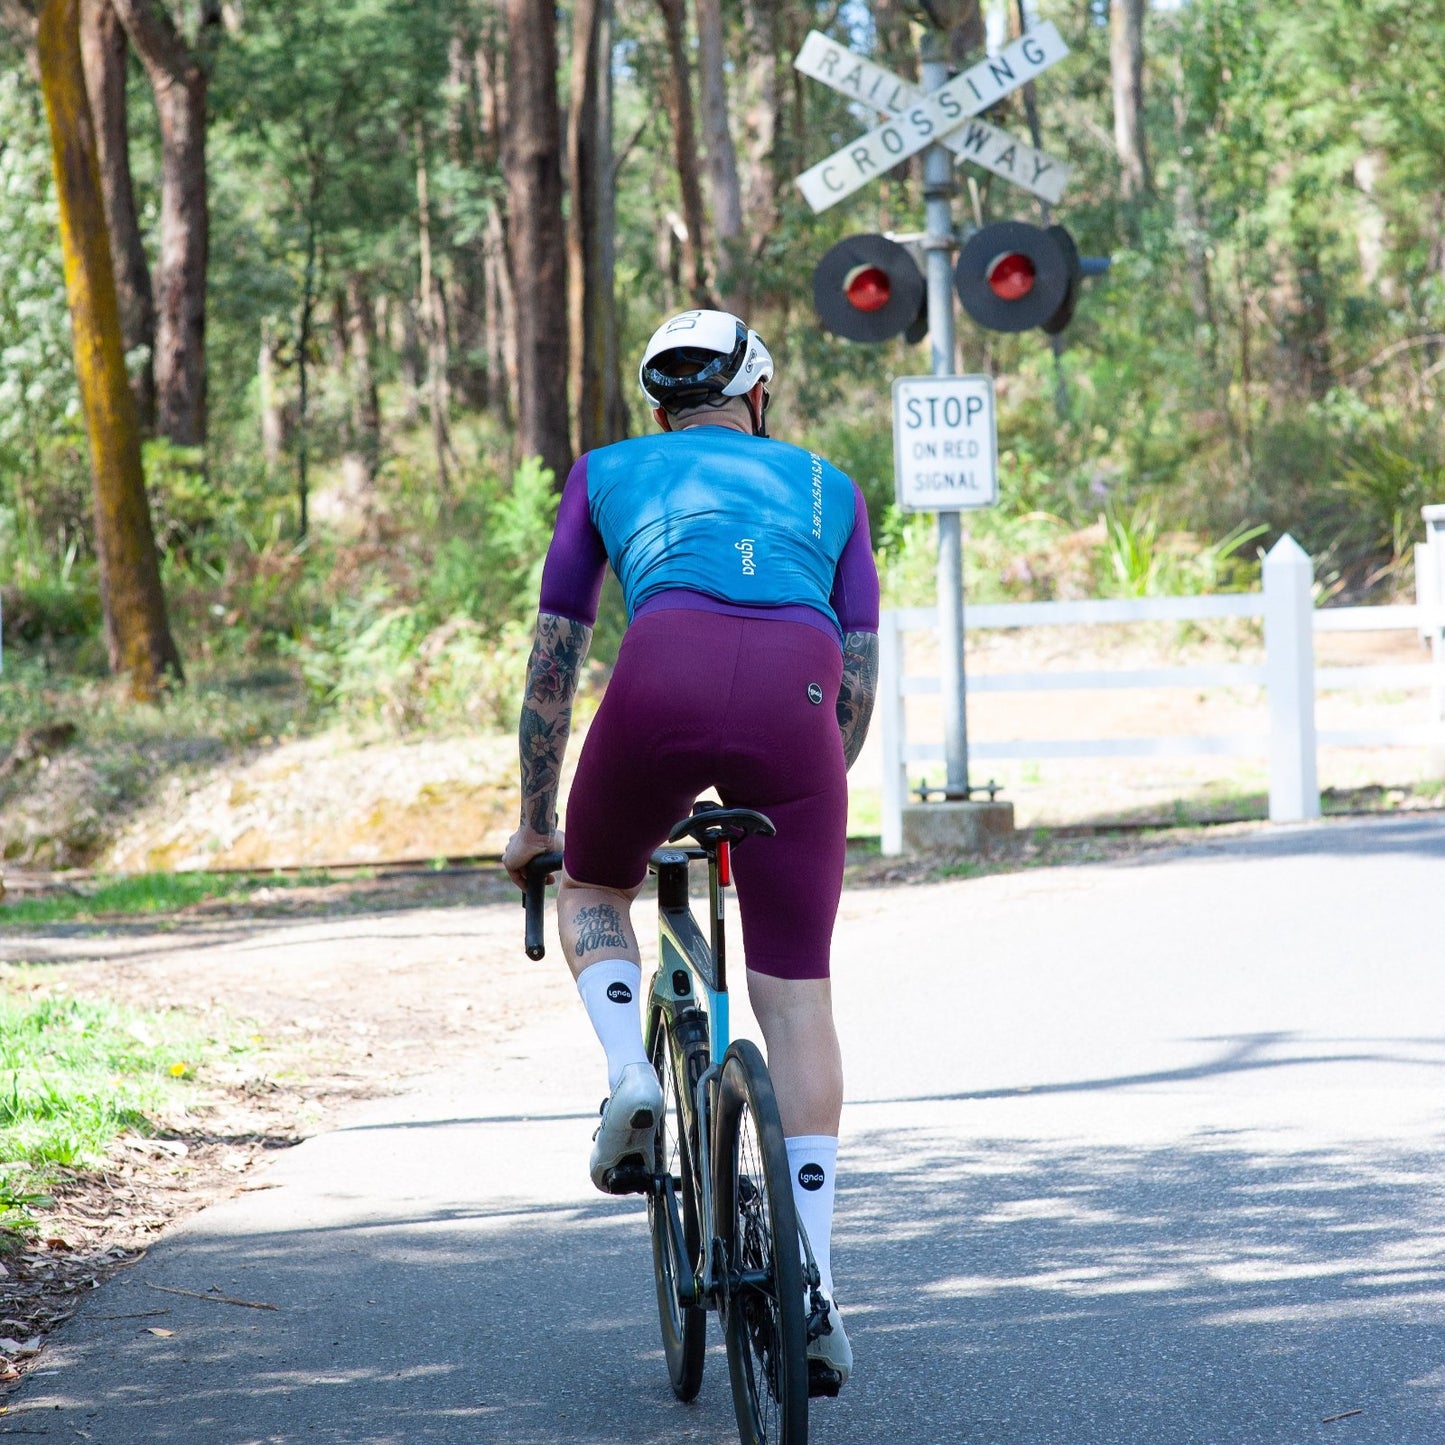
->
xmin=807 ymin=1360 xmax=845 ymax=1397
xmin=591 ymin=1104 xmax=660 ymax=1192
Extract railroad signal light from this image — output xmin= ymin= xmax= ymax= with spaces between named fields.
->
xmin=955 ymin=220 xmax=1080 ymax=334
xmin=813 ymin=233 xmax=926 ymax=343
xmin=986 ymin=252 xmax=1036 ymax=302
xmin=844 ymin=265 xmax=893 ymax=313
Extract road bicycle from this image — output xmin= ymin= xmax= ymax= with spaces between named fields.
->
xmin=523 ymin=801 xmax=839 ymax=1445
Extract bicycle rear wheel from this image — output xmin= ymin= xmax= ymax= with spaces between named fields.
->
xmin=648 ymin=1006 xmax=709 ymax=1400
xmin=713 ymin=1039 xmax=808 ymax=1445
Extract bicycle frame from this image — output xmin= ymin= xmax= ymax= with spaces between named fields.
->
xmin=648 ymin=838 xmax=733 ymax=1305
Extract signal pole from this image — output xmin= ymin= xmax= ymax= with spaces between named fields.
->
xmin=920 ymin=28 xmax=971 ymax=798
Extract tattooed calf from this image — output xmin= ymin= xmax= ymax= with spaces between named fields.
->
xmin=573 ymin=904 xmax=629 ymax=957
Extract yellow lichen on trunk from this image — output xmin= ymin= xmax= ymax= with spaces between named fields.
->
xmin=36 ymin=0 xmax=182 ymax=702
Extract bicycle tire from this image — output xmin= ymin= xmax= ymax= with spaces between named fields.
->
xmin=713 ymin=1038 xmax=808 ymax=1445
xmin=648 ymin=1006 xmax=709 ymax=1400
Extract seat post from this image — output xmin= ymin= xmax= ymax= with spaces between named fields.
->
xmin=707 ymin=843 xmax=728 ymax=996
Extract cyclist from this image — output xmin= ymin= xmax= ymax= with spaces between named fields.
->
xmin=503 ymin=309 xmax=879 ymax=1385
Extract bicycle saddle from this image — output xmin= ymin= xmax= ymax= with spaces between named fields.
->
xmin=666 ymin=801 xmax=776 ymax=850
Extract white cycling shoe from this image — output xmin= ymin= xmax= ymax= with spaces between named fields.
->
xmin=588 ymin=1061 xmax=664 ymax=1193
xmin=807 ymin=1296 xmax=852 ymax=1392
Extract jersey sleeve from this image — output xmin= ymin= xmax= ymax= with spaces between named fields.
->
xmin=537 ymin=454 xmax=609 ymax=626
xmin=829 ymin=483 xmax=880 ymax=634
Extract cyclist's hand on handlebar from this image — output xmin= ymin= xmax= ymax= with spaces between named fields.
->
xmin=502 ymin=825 xmax=564 ymax=890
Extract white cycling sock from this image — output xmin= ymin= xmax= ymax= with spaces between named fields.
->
xmin=575 ymin=960 xmax=649 ymax=1091
xmin=786 ymin=1135 xmax=838 ymax=1299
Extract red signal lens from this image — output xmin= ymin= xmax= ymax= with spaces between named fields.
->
xmin=986 ymin=252 xmax=1036 ymax=301
xmin=844 ymin=265 xmax=892 ymax=313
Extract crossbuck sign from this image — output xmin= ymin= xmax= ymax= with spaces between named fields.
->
xmin=793 ymin=23 xmax=1071 ymax=212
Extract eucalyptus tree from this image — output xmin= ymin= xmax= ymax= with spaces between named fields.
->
xmin=34 ymin=0 xmax=182 ymax=697
xmin=503 ymin=0 xmax=570 ymax=484
xmin=108 ymin=0 xmax=220 ymax=449
xmin=80 ymin=0 xmax=155 ymax=431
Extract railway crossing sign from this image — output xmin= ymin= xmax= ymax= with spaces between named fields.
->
xmin=793 ymin=30 xmax=1071 ymax=206
xmin=793 ymin=22 xmax=1070 ymax=213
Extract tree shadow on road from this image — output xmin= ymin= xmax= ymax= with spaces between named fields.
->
xmin=7 ymin=1107 xmax=1444 ymax=1444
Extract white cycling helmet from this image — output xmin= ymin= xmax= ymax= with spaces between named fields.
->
xmin=638 ymin=309 xmax=775 ymax=412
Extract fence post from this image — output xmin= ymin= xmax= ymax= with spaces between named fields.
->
xmin=1264 ymin=534 xmax=1320 ymax=822
xmin=1421 ymin=505 xmax=1445 ymax=721
xmin=879 ymin=610 xmax=906 ymax=856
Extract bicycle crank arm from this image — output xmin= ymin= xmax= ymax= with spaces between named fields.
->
xmin=651 ymin=1173 xmax=699 ymax=1308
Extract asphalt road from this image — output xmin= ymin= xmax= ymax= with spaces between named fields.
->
xmin=7 ymin=814 xmax=1444 ymax=1443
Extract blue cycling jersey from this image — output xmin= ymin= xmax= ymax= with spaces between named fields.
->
xmin=584 ymin=429 xmax=859 ymax=630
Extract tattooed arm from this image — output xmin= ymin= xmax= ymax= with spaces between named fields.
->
xmin=501 ymin=611 xmax=593 ymax=886
xmin=837 ymin=630 xmax=879 ymax=771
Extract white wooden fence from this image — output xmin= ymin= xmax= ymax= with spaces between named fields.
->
xmin=879 ymin=534 xmax=1445 ymax=853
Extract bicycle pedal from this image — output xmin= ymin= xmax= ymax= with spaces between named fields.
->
xmin=807 ymin=1360 xmax=844 ymax=1398
xmin=601 ymin=1161 xmax=652 ymax=1196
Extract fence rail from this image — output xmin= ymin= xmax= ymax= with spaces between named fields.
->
xmin=879 ymin=533 xmax=1445 ymax=854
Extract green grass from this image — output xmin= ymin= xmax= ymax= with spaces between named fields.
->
xmin=1 ymin=869 xmax=336 ymax=926
xmin=0 ymin=975 xmax=218 ymax=1238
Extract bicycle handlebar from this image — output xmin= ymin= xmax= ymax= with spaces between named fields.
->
xmin=522 ymin=851 xmax=565 ymax=960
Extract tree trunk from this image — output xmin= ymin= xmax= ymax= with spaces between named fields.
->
xmin=36 ymin=0 xmax=181 ymax=699
xmin=399 ymin=294 xmax=423 ymax=426
xmin=415 ymin=123 xmax=453 ymax=490
xmin=110 ymin=0 xmax=218 ymax=449
xmin=1109 ymin=0 xmax=1151 ymax=201
xmin=738 ymin=0 xmax=781 ymax=313
xmin=1174 ymin=177 xmax=1218 ymax=374
xmin=597 ymin=0 xmax=627 ymax=444
xmin=483 ymin=203 xmax=515 ymax=426
xmin=1352 ymin=150 xmax=1389 ymax=294
xmin=332 ymin=274 xmax=381 ymax=532
xmin=443 ymin=25 xmax=488 ymax=410
xmin=503 ymin=0 xmax=570 ymax=484
xmin=295 ymin=185 xmax=317 ymax=537
xmin=869 ymin=0 xmax=914 ymax=70
xmin=654 ymin=0 xmax=711 ymax=308
xmin=1270 ymin=225 xmax=1332 ymax=403
xmin=944 ymin=1 xmax=985 ymax=66
xmin=80 ymin=0 xmax=155 ymax=433
xmin=476 ymin=22 xmax=516 ymax=422
xmin=567 ymin=0 xmax=625 ymax=454
xmin=344 ymin=273 xmax=381 ymax=482
xmin=257 ymin=317 xmax=284 ymax=469
xmin=695 ymin=0 xmax=741 ymax=311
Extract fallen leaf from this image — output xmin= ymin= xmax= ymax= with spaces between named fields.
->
xmin=145 ymin=1327 xmax=174 ymax=1338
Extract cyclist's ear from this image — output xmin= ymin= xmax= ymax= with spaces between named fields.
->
xmin=653 ymin=406 xmax=674 ymax=432
xmin=749 ymin=382 xmax=770 ymax=439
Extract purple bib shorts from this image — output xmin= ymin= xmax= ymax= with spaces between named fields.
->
xmin=563 ymin=607 xmax=848 ymax=981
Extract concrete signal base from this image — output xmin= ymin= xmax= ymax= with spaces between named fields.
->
xmin=900 ymin=799 xmax=1016 ymax=857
